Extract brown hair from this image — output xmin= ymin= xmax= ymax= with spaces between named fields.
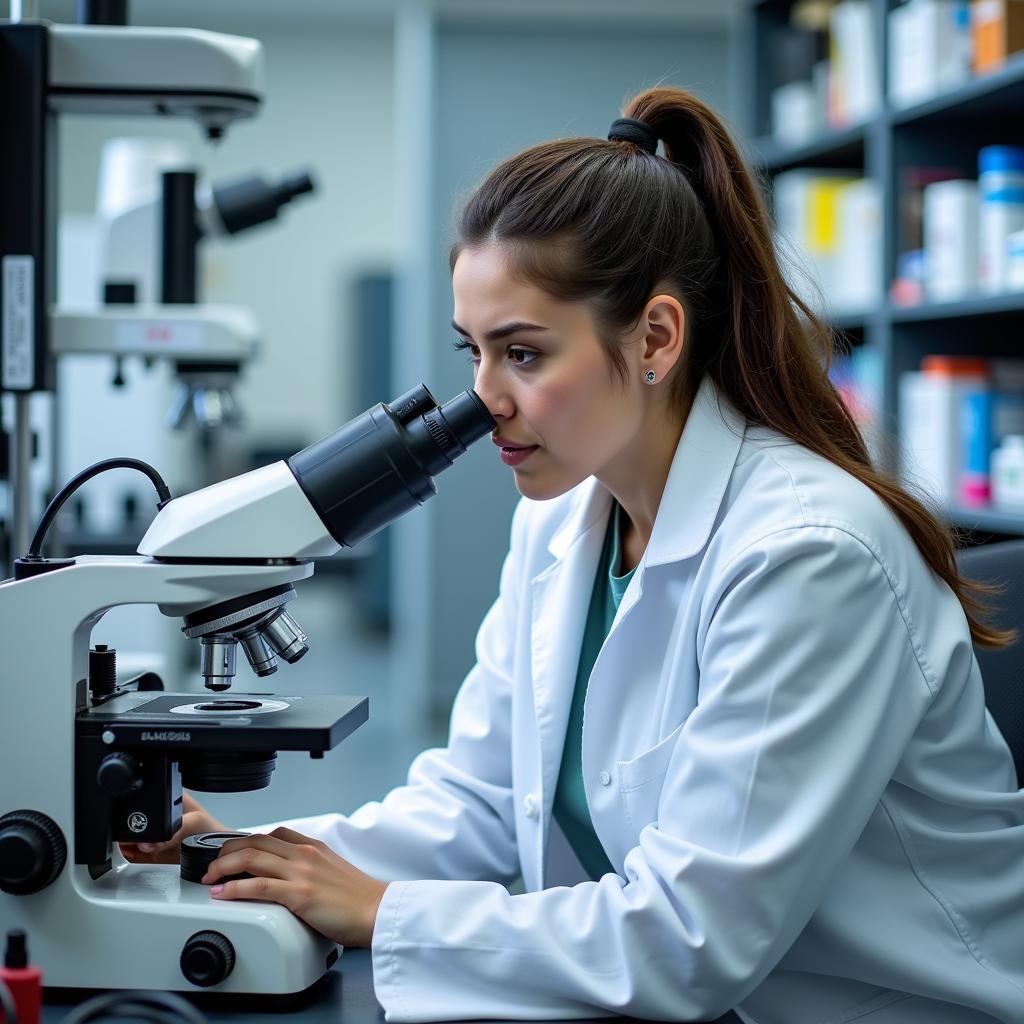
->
xmin=450 ymin=86 xmax=1012 ymax=649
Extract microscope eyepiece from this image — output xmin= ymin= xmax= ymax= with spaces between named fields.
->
xmin=287 ymin=386 xmax=496 ymax=549
xmin=437 ymin=389 xmax=495 ymax=448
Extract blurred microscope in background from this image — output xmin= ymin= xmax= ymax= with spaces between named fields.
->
xmin=0 ymin=0 xmax=318 ymax=577
xmin=0 ymin=0 xmax=317 ymax=681
xmin=55 ymin=142 xmax=317 ymax=547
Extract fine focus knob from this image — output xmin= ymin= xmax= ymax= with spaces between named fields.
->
xmin=0 ymin=810 xmax=67 ymax=895
xmin=180 ymin=930 xmax=235 ymax=987
xmin=96 ymin=752 xmax=143 ymax=797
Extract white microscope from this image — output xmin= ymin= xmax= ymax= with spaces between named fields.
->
xmin=0 ymin=385 xmax=495 ymax=993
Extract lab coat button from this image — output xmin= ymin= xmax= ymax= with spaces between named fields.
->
xmin=523 ymin=794 xmax=538 ymax=819
xmin=598 ymin=770 xmax=611 ymax=786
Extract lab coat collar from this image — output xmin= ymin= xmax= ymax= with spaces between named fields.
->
xmin=546 ymin=375 xmax=746 ymax=566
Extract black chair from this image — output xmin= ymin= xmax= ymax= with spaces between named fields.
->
xmin=957 ymin=540 xmax=1024 ymax=787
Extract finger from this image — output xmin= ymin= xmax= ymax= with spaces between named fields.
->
xmin=136 ymin=815 xmax=191 ymax=855
xmin=217 ymin=833 xmax=305 ymax=862
xmin=268 ymin=826 xmax=320 ymax=847
xmin=210 ymin=875 xmax=313 ymax=914
xmin=204 ymin=847 xmax=293 ymax=885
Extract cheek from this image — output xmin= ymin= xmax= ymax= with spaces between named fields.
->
xmin=531 ymin=363 xmax=626 ymax=445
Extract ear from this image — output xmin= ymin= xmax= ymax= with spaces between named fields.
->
xmin=638 ymin=293 xmax=685 ymax=382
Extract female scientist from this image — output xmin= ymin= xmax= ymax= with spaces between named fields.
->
xmin=123 ymin=87 xmax=1024 ymax=1023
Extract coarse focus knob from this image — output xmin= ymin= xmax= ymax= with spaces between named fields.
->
xmin=97 ymin=752 xmax=143 ymax=797
xmin=180 ymin=930 xmax=235 ymax=987
xmin=0 ymin=810 xmax=67 ymax=895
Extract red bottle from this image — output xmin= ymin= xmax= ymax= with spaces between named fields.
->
xmin=0 ymin=930 xmax=41 ymax=1024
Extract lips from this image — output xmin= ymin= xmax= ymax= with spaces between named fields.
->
xmin=492 ymin=436 xmax=535 ymax=450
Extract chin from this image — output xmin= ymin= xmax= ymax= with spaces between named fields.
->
xmin=513 ymin=469 xmax=586 ymax=502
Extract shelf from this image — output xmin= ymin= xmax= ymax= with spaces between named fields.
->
xmin=828 ymin=309 xmax=873 ymax=332
xmin=746 ymin=124 xmax=867 ymax=173
xmin=946 ymin=506 xmax=1024 ymax=535
xmin=889 ymin=54 xmax=1024 ymax=129
xmin=889 ymin=292 xmax=1024 ymax=323
xmin=743 ymin=0 xmax=1024 ymax=538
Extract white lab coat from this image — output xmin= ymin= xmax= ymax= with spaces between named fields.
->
xmin=267 ymin=375 xmax=1024 ymax=1023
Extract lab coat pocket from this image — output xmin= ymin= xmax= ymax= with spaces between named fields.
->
xmin=617 ymin=722 xmax=683 ymax=844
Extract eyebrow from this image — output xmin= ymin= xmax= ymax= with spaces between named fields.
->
xmin=450 ymin=319 xmax=549 ymax=342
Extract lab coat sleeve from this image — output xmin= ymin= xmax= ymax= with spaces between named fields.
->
xmin=244 ymin=500 xmax=529 ymax=885
xmin=370 ymin=525 xmax=938 ymax=1021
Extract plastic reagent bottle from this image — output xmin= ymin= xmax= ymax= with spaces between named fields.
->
xmin=0 ymin=930 xmax=41 ymax=1024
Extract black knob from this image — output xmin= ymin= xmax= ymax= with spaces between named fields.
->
xmin=89 ymin=644 xmax=117 ymax=700
xmin=0 ymin=811 xmax=67 ymax=895
xmin=180 ymin=930 xmax=235 ymax=987
xmin=97 ymin=752 xmax=143 ymax=797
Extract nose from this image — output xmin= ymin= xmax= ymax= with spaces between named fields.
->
xmin=472 ymin=359 xmax=514 ymax=422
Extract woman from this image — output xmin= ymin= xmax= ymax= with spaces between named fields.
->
xmin=123 ymin=87 xmax=1024 ymax=1023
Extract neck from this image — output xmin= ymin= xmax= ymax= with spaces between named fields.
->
xmin=598 ymin=394 xmax=693 ymax=571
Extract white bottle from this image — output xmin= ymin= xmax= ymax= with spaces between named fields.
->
xmin=899 ymin=357 xmax=989 ymax=505
xmin=923 ymin=179 xmax=978 ymax=300
xmin=992 ymin=435 xmax=1024 ymax=512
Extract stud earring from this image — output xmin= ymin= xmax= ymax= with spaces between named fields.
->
xmin=644 ymin=369 xmax=657 ymax=384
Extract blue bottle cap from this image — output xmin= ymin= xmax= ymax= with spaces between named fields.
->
xmin=979 ymin=146 xmax=1024 ymax=176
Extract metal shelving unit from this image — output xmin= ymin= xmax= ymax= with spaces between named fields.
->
xmin=742 ymin=0 xmax=1024 ymax=537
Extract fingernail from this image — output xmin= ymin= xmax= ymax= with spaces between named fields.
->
xmin=138 ymin=844 xmax=155 ymax=852
xmin=210 ymin=884 xmax=224 ymax=896
xmin=201 ymin=872 xmax=211 ymax=883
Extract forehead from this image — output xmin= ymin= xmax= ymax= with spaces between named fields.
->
xmin=452 ymin=243 xmax=594 ymax=336
xmin=452 ymin=245 xmax=547 ymax=316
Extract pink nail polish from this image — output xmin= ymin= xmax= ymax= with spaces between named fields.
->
xmin=210 ymin=884 xmax=224 ymax=896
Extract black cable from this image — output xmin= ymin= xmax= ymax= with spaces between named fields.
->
xmin=24 ymin=458 xmax=173 ymax=560
xmin=0 ymin=976 xmax=18 ymax=1024
xmin=62 ymin=990 xmax=207 ymax=1024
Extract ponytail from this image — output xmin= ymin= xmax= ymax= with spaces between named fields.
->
xmin=453 ymin=86 xmax=1013 ymax=649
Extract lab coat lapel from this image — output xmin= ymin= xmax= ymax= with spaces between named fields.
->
xmin=527 ymin=481 xmax=612 ymax=887
xmin=581 ymin=375 xmax=747 ymax=868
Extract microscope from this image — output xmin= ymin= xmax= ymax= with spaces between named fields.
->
xmin=0 ymin=384 xmax=495 ymax=993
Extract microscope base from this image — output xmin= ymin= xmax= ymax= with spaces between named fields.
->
xmin=11 ymin=862 xmax=339 ymax=993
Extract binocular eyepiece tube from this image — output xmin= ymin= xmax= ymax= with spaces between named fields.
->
xmin=184 ymin=385 xmax=494 ymax=689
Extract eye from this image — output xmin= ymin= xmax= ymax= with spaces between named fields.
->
xmin=451 ymin=338 xmax=479 ymax=362
xmin=508 ymin=348 xmax=538 ymax=367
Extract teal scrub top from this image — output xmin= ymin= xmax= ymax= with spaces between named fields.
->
xmin=551 ymin=501 xmax=636 ymax=879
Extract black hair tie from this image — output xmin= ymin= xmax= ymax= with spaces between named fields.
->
xmin=608 ymin=117 xmax=658 ymax=155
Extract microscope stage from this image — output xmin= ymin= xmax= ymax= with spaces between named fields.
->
xmin=77 ymin=692 xmax=368 ymax=752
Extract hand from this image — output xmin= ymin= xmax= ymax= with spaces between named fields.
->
xmin=119 ymin=793 xmax=228 ymax=865
xmin=203 ymin=827 xmax=389 ymax=949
